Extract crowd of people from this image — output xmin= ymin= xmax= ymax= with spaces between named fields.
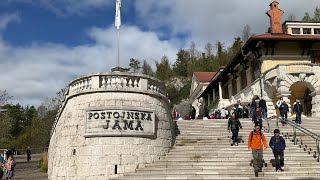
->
xmin=171 ymin=96 xmax=306 ymax=177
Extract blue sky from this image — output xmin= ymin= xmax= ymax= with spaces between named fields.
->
xmin=0 ymin=0 xmax=318 ymax=107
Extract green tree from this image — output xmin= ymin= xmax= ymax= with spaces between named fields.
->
xmin=302 ymin=12 xmax=312 ymax=22
xmin=129 ymin=58 xmax=141 ymax=73
xmin=173 ymin=49 xmax=190 ymax=77
xmin=155 ymin=55 xmax=173 ymax=81
xmin=141 ymin=60 xmax=154 ymax=76
xmin=314 ymin=6 xmax=320 ymax=22
xmin=0 ymin=112 xmax=13 ymax=147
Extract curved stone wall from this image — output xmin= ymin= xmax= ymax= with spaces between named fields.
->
xmin=48 ymin=72 xmax=174 ymax=179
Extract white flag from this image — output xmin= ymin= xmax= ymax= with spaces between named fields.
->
xmin=115 ymin=0 xmax=121 ymax=29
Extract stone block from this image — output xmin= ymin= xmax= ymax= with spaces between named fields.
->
xmin=102 ymin=145 xmax=116 ymax=155
xmin=91 ymin=146 xmax=103 ymax=156
xmin=121 ymin=154 xmax=138 ymax=165
xmin=67 ymin=166 xmax=76 ymax=177
xmin=106 ymin=155 xmax=121 ymax=164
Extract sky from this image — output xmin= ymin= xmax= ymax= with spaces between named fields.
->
xmin=0 ymin=0 xmax=318 ymax=107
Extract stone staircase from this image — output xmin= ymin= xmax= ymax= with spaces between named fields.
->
xmin=112 ymin=119 xmax=320 ymax=180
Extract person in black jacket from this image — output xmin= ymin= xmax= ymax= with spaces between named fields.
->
xmin=190 ymin=106 xmax=196 ymax=120
xmin=279 ymin=101 xmax=289 ymax=126
xmin=269 ymin=129 xmax=286 ymax=172
xmin=227 ymin=112 xmax=242 ymax=146
xmin=293 ymin=99 xmax=303 ymax=124
xmin=259 ymin=98 xmax=267 ymax=119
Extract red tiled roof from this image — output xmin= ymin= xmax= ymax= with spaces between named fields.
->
xmin=194 ymin=72 xmax=216 ymax=82
xmin=252 ymin=33 xmax=320 ymax=40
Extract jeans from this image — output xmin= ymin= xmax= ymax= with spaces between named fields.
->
xmin=260 ymin=108 xmax=267 ymax=119
xmin=280 ymin=113 xmax=287 ymax=125
xmin=231 ymin=129 xmax=239 ymax=144
xmin=295 ymin=112 xmax=302 ymax=123
xmin=252 ymin=149 xmax=263 ymax=172
xmin=273 ymin=151 xmax=284 ymax=170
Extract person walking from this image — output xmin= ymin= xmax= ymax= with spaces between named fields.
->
xmin=248 ymin=123 xmax=267 ymax=177
xmin=190 ymin=106 xmax=196 ymax=120
xmin=279 ymin=101 xmax=289 ymax=126
xmin=269 ymin=129 xmax=286 ymax=172
xmin=293 ymin=99 xmax=303 ymax=124
xmin=221 ymin=108 xmax=227 ymax=119
xmin=227 ymin=112 xmax=243 ymax=146
xmin=27 ymin=147 xmax=32 ymax=162
xmin=259 ymin=98 xmax=267 ymax=119
xmin=4 ymin=155 xmax=15 ymax=180
xmin=251 ymin=98 xmax=257 ymax=122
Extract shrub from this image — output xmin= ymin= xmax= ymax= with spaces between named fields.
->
xmin=38 ymin=151 xmax=48 ymax=173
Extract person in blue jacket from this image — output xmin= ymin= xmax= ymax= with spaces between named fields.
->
xmin=269 ymin=129 xmax=286 ymax=171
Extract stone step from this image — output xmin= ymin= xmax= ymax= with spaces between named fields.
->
xmin=146 ymin=161 xmax=320 ymax=166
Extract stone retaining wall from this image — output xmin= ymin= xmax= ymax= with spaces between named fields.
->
xmin=48 ymin=73 xmax=174 ymax=180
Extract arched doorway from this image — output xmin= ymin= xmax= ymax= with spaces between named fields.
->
xmin=289 ymin=82 xmax=312 ymax=117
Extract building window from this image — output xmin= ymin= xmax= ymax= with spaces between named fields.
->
xmin=314 ymin=28 xmax=320 ymax=35
xmin=303 ymin=28 xmax=311 ymax=34
xmin=292 ymin=28 xmax=301 ymax=34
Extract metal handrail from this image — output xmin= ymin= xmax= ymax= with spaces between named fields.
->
xmin=278 ymin=117 xmax=320 ymax=162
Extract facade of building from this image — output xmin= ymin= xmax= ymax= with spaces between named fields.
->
xmin=201 ymin=1 xmax=320 ymax=117
xmin=189 ymin=71 xmax=218 ymax=116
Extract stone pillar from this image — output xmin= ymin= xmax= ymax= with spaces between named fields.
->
xmin=219 ymin=82 xmax=223 ymax=100
xmin=207 ymin=93 xmax=211 ymax=105
xmin=246 ymin=68 xmax=252 ymax=85
xmin=236 ymin=77 xmax=241 ymax=94
xmin=212 ymin=89 xmax=216 ymax=102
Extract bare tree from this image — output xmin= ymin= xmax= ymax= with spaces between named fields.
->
xmin=242 ymin=24 xmax=253 ymax=42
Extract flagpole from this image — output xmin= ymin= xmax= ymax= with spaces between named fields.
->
xmin=117 ymin=28 xmax=120 ymax=67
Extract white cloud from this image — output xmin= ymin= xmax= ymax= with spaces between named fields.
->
xmin=0 ymin=18 xmax=180 ymax=106
xmin=0 ymin=13 xmax=20 ymax=31
xmin=134 ymin=0 xmax=320 ymax=47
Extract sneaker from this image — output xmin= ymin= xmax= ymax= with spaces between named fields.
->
xmin=235 ymin=142 xmax=238 ymax=146
xmin=255 ymin=171 xmax=258 ymax=177
xmin=280 ymin=166 xmax=284 ymax=171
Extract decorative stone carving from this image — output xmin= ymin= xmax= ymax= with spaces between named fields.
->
xmin=299 ymin=73 xmax=306 ymax=81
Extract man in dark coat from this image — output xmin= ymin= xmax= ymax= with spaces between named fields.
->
xmin=279 ymin=101 xmax=289 ymax=126
xmin=269 ymin=129 xmax=286 ymax=172
xmin=293 ymin=99 xmax=303 ymax=124
xmin=259 ymin=98 xmax=267 ymax=119
xmin=251 ymin=98 xmax=257 ymax=122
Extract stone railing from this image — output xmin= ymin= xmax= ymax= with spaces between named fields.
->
xmin=67 ymin=72 xmax=166 ymax=96
xmin=232 ymin=78 xmax=261 ymax=103
xmin=51 ymin=72 xmax=167 ymax=136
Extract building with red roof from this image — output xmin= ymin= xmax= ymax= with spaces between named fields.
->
xmin=200 ymin=1 xmax=320 ymax=117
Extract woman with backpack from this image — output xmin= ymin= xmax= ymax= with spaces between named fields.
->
xmin=227 ymin=112 xmax=242 ymax=146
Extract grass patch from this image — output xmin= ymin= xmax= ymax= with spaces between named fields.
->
xmin=38 ymin=151 xmax=48 ymax=173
